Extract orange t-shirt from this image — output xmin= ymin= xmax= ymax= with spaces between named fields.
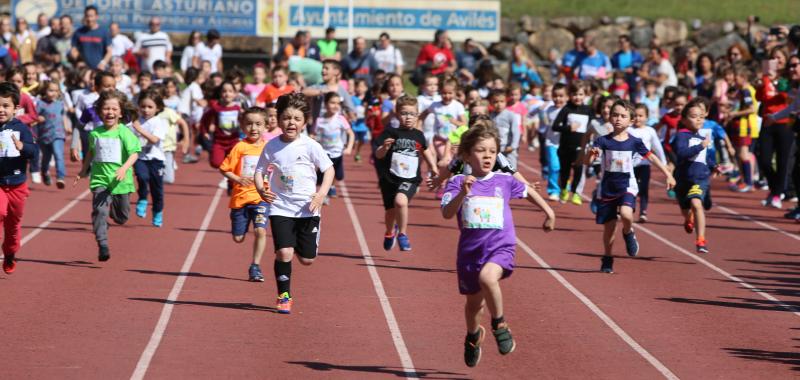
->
xmin=219 ymin=139 xmax=266 ymax=209
xmin=256 ymin=84 xmax=295 ymax=106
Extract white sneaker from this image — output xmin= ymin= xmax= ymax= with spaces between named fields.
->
xmin=31 ymin=172 xmax=42 ymax=184
xmin=547 ymin=193 xmax=559 ymax=201
xmin=218 ymin=178 xmax=228 ymax=189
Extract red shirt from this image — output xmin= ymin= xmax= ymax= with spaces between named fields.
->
xmin=255 ymin=83 xmax=295 ymax=106
xmin=201 ymin=101 xmax=242 ymax=141
xmin=659 ymin=112 xmax=681 ymax=152
xmin=756 ymin=75 xmax=791 ymax=125
xmin=416 ymin=43 xmax=454 ymax=75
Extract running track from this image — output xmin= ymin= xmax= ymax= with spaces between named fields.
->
xmin=3 ymin=148 xmax=799 ymax=379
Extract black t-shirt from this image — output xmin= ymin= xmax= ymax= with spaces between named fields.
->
xmin=376 ymin=127 xmax=428 ymax=184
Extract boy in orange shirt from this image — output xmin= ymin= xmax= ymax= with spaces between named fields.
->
xmin=219 ymin=107 xmax=271 ymax=281
xmin=255 ymin=67 xmax=295 ymax=107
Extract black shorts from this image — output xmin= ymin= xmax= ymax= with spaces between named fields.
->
xmin=317 ymin=155 xmax=345 ymax=183
xmin=269 ymin=215 xmax=321 ymax=259
xmin=379 ymin=179 xmax=418 ymax=210
xmin=675 ymin=180 xmax=712 ymax=210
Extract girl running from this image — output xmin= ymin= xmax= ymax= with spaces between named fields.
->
xmin=132 ymin=88 xmax=168 ymax=227
xmin=35 ymin=80 xmax=71 ymax=189
xmin=313 ymin=92 xmax=354 ymax=199
xmin=629 ymin=104 xmax=666 ymax=222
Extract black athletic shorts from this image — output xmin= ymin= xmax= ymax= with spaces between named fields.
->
xmin=269 ymin=215 xmax=321 ymax=259
xmin=379 ymin=179 xmax=418 ymax=210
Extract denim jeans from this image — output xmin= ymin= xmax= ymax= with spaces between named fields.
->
xmin=39 ymin=139 xmax=66 ymax=179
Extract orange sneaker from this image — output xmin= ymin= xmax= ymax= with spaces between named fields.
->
xmin=684 ymin=212 xmax=695 ymax=234
xmin=696 ymin=238 xmax=709 ymax=254
xmin=2 ymin=254 xmax=16 ymax=274
xmin=276 ymin=292 xmax=293 ymax=314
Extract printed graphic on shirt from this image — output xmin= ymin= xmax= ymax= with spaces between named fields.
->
xmin=0 ymin=130 xmax=21 ymax=158
xmin=218 ymin=110 xmax=239 ymax=131
xmin=462 ymin=196 xmax=504 ymax=229
xmin=390 ymin=152 xmax=418 ymax=179
xmin=568 ymin=113 xmax=590 ymax=133
xmin=604 ymin=150 xmax=633 ymax=173
xmin=94 ymin=137 xmax=122 ymax=163
xmin=688 ymin=136 xmax=708 ymax=163
xmin=241 ymin=155 xmax=259 ymax=178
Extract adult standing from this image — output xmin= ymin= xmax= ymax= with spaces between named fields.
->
xmin=282 ymin=30 xmax=309 ymax=59
xmin=12 ymin=17 xmax=36 ymax=65
xmin=34 ymin=17 xmax=61 ymax=66
xmin=371 ymin=32 xmax=404 ymax=75
xmin=34 ymin=13 xmax=50 ymax=40
xmin=611 ymin=35 xmax=643 ymax=92
xmin=316 ymin=27 xmax=340 ymax=61
xmin=342 ymin=37 xmax=378 ymax=86
xmin=456 ymin=38 xmax=488 ymax=75
xmin=134 ymin=17 xmax=173 ymax=72
xmin=55 ymin=15 xmax=74 ymax=67
xmin=415 ymin=29 xmax=456 ymax=82
xmin=639 ymin=47 xmax=677 ymax=95
xmin=560 ymin=35 xmax=585 ymax=80
xmin=573 ymin=37 xmax=612 ymax=81
xmin=195 ymin=29 xmax=223 ymax=74
xmin=180 ymin=30 xmax=203 ymax=72
xmin=70 ymin=6 xmax=112 ymax=70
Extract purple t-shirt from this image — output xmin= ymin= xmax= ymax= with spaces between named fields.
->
xmin=441 ymin=172 xmax=527 ymax=266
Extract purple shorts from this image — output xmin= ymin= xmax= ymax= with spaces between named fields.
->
xmin=457 ymin=248 xmax=515 ymax=295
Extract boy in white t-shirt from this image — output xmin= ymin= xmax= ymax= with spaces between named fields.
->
xmin=420 ymin=76 xmax=466 ymax=168
xmin=254 ymin=93 xmax=334 ymax=314
xmin=417 ymin=73 xmax=441 ymax=146
xmin=312 ymin=92 xmax=354 ymax=200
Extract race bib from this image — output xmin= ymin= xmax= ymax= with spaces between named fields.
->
xmin=320 ymin=130 xmax=341 ymax=150
xmin=241 ymin=155 xmax=259 ymax=178
xmin=94 ymin=137 xmax=122 ymax=163
xmin=462 ymin=196 xmax=504 ymax=229
xmin=688 ymin=137 xmax=708 ymax=163
xmin=356 ymin=105 xmax=366 ymax=119
xmin=390 ymin=152 xmax=418 ymax=179
xmin=436 ymin=115 xmax=454 ymax=137
xmin=218 ymin=110 xmax=239 ymax=131
xmin=0 ymin=130 xmax=20 ymax=158
xmin=604 ymin=150 xmax=633 ymax=173
xmin=568 ymin=114 xmax=589 ymax=133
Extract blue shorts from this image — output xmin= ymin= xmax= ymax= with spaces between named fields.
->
xmin=230 ymin=202 xmax=269 ymax=236
xmin=595 ymin=193 xmax=636 ymax=224
xmin=676 ymin=180 xmax=711 ymax=210
xmin=354 ymin=130 xmax=368 ymax=143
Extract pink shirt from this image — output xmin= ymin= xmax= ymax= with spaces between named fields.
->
xmin=261 ymin=128 xmax=282 ymax=143
xmin=507 ymin=102 xmax=527 ymax=133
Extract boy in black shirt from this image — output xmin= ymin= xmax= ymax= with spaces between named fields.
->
xmin=552 ymin=80 xmax=593 ymax=205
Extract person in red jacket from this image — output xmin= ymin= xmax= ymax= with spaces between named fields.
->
xmin=415 ymin=29 xmax=456 ymax=78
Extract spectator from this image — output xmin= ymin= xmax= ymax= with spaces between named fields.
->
xmin=560 ymin=35 xmax=585 ymax=79
xmin=611 ymin=35 xmax=643 ymax=92
xmin=693 ymin=52 xmax=716 ymax=99
xmin=35 ymin=13 xmax=50 ymax=40
xmin=639 ymin=47 xmax=677 ymax=95
xmin=12 ymin=17 xmax=36 ymax=64
xmin=134 ymin=17 xmax=173 ymax=72
xmin=456 ymin=38 xmax=488 ymax=75
xmin=726 ymin=43 xmax=751 ymax=66
xmin=34 ymin=17 xmax=61 ymax=66
xmin=316 ymin=27 xmax=340 ymax=61
xmin=70 ymin=6 xmax=112 ymax=70
xmin=415 ymin=29 xmax=456 ymax=82
xmin=508 ymin=43 xmax=541 ymax=91
xmin=342 ymin=37 xmax=378 ymax=86
xmin=109 ymin=22 xmax=133 ymax=59
xmin=573 ymin=37 xmax=612 ymax=80
xmin=195 ymin=29 xmax=223 ymax=74
xmin=282 ymin=30 xmax=309 ymax=59
xmin=371 ymin=32 xmax=404 ymax=75
xmin=56 ymin=15 xmax=75 ymax=66
xmin=180 ymin=30 xmax=203 ymax=72
xmin=0 ymin=16 xmax=12 ymax=58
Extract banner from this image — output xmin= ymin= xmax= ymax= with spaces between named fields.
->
xmin=12 ymin=0 xmax=258 ymax=35
xmin=258 ymin=0 xmax=500 ymax=42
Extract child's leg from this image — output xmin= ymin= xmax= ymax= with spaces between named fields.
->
xmin=91 ymin=188 xmax=112 ymax=247
xmin=570 ymin=152 xmax=584 ymax=193
xmin=738 ymin=146 xmax=753 ymax=186
xmin=634 ymin=166 xmax=651 ymax=214
xmin=149 ymin=160 xmax=165 ymax=213
xmin=384 ymin=208 xmax=396 ymax=235
xmin=465 ymin=293 xmax=486 ymax=334
xmin=29 ymin=144 xmax=41 ymax=174
xmin=619 ymin=205 xmax=634 ymax=234
xmin=253 ymin=227 xmax=267 ymax=264
xmin=39 ymin=142 xmax=53 ymax=177
xmin=275 ymin=247 xmax=294 ymax=295
xmin=546 ymin=146 xmax=561 ymax=195
xmin=163 ymin=151 xmax=176 ymax=184
xmin=478 ymin=262 xmax=505 ymax=322
xmin=1 ymin=184 xmax=29 ymax=256
xmin=53 ymin=139 xmax=66 ymax=179
xmin=691 ymin=198 xmax=706 ymax=239
xmin=394 ymin=193 xmax=409 ymax=235
xmin=134 ymin=160 xmax=151 ymax=202
xmin=110 ymin=193 xmax=131 ymax=225
xmin=557 ymin=149 xmax=570 ymax=189
xmin=603 ymin=219 xmax=618 ymax=256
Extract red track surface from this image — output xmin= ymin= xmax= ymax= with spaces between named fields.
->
xmin=3 ymin=149 xmax=799 ymax=379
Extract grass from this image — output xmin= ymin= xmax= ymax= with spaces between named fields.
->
xmin=501 ymin=0 xmax=800 ymax=25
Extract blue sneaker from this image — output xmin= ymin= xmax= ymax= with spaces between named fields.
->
xmin=248 ymin=264 xmax=265 ymax=282
xmin=383 ymin=225 xmax=398 ymax=251
xmin=397 ymin=233 xmax=412 ymax=251
xmin=623 ymin=230 xmax=639 ymax=257
xmin=590 ymin=189 xmax=599 ymax=215
xmin=136 ymin=199 xmax=148 ymax=218
xmin=666 ymin=189 xmax=676 ymax=199
xmin=328 ymin=186 xmax=337 ymax=197
xmin=152 ymin=211 xmax=163 ymax=227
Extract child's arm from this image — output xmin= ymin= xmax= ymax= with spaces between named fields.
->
xmin=647 ymin=153 xmax=676 ymax=189
xmin=221 ymin=168 xmax=252 ymax=187
xmin=343 ymin=124 xmax=355 ymax=155
xmin=115 ymin=153 xmax=139 ymax=181
xmin=441 ymin=176 xmax=472 ymax=219
xmin=584 ymin=146 xmax=601 ymax=165
xmin=424 ymin=144 xmax=440 ymax=178
xmin=74 ymin=149 xmax=95 ymax=186
xmin=310 ymin=166 xmax=335 ymax=213
xmin=375 ymin=137 xmax=394 ymax=160
xmin=63 ymin=114 xmax=72 ymax=134
xmin=254 ymin=153 xmax=276 ymax=203
xmin=525 ymin=184 xmax=556 ymax=232
xmin=507 ymin=115 xmax=522 ymax=153
xmin=11 ymin=127 xmax=36 ymax=158
xmin=550 ymin=107 xmax=569 ymax=133
xmin=132 ymin=119 xmax=160 ymax=144
xmin=177 ymin=117 xmax=191 ymax=154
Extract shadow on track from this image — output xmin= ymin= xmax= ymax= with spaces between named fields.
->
xmin=286 ymin=361 xmax=469 ymax=379
xmin=724 ymin=347 xmax=800 ymax=371
xmin=657 ymin=296 xmax=800 ymax=312
xmin=126 ymin=269 xmax=249 ymax=282
xmin=129 ymin=297 xmax=277 ymax=313
xmin=18 ymin=258 xmax=100 ymax=269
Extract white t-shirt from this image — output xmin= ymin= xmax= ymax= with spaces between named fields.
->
xmin=75 ymin=91 xmax=100 ymax=131
xmin=628 ymin=126 xmax=666 ymax=166
xmin=179 ymin=82 xmax=204 ymax=125
xmin=540 ymin=104 xmax=563 ymax=147
xmin=115 ymin=74 xmax=133 ymax=99
xmin=314 ymin=113 xmax=351 ymax=158
xmin=111 ymin=34 xmax=134 ymax=58
xmin=180 ymin=45 xmax=197 ymax=72
xmin=134 ymin=116 xmax=168 ymax=161
xmin=371 ymin=45 xmax=405 ymax=73
xmin=196 ymin=42 xmax=223 ymax=73
xmin=134 ymin=31 xmax=173 ymax=71
xmin=417 ymin=93 xmax=441 ymax=143
xmin=255 ymin=134 xmax=333 ymax=218
xmin=651 ymin=60 xmax=678 ymax=95
xmin=429 ymin=100 xmax=465 ymax=140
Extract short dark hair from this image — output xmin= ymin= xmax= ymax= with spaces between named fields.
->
xmin=0 ymin=82 xmax=21 ymax=106
xmin=152 ymin=60 xmax=168 ymax=71
xmin=276 ymin=92 xmax=310 ymax=121
xmin=242 ymin=106 xmax=268 ymax=121
xmin=138 ymin=88 xmax=165 ymax=112
xmin=84 ymin=5 xmax=98 ymax=15
xmin=325 ymin=27 xmax=336 ymax=35
xmin=323 ymin=91 xmax=341 ymax=104
xmin=610 ymin=99 xmax=635 ymax=118
xmin=94 ymin=70 xmax=115 ymax=88
xmin=207 ymin=29 xmax=221 ymax=41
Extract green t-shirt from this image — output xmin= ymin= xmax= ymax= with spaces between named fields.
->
xmin=89 ymin=124 xmax=142 ymax=194
xmin=288 ymin=56 xmax=323 ymax=86
xmin=449 ymin=125 xmax=470 ymax=145
xmin=317 ymin=39 xmax=338 ymax=58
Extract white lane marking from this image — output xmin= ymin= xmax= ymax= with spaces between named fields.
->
xmin=519 ymin=160 xmax=800 ymax=317
xmin=131 ymin=188 xmax=224 ymax=380
xmin=21 ymin=189 xmax=91 ymax=246
xmin=516 ymin=239 xmax=680 ymax=380
xmin=339 ymin=181 xmax=418 ymax=379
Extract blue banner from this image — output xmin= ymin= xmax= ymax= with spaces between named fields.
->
xmin=288 ymin=6 xmax=498 ymax=31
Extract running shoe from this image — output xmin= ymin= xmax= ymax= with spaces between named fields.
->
xmin=136 ymin=199 xmax=148 ymax=218
xmin=559 ymin=189 xmax=570 ymax=203
xmin=755 ymin=180 xmax=769 ymax=191
xmin=570 ymin=193 xmax=583 ymax=206
xmin=182 ymin=154 xmax=199 ymax=164
xmin=328 ymin=186 xmax=337 ymax=198
xmin=684 ymin=213 xmax=695 ymax=234
xmin=736 ymin=184 xmax=753 ymax=193
xmin=248 ymin=264 xmax=265 ymax=282
xmin=623 ymin=230 xmax=639 ymax=257
xmin=696 ymin=238 xmax=709 ymax=254
xmin=600 ymin=256 xmax=614 ymax=273
xmin=397 ymin=233 xmax=412 ymax=251
xmin=493 ymin=322 xmax=516 ymax=355
xmin=42 ymin=174 xmax=52 ymax=186
xmin=276 ymin=292 xmax=293 ymax=314
xmin=784 ymin=208 xmax=800 ymax=219
xmin=56 ymin=179 xmax=65 ymax=189
xmin=3 ymin=254 xmax=16 ymax=274
xmin=354 ymin=154 xmax=362 ymax=162
xmin=152 ymin=211 xmax=163 ymax=227
xmin=383 ymin=227 xmax=397 ymax=251
xmin=464 ymin=326 xmax=485 ymax=367
xmin=547 ymin=193 xmax=559 ymax=201
xmin=31 ymin=172 xmax=42 ymax=184
xmin=638 ymin=213 xmax=648 ymax=223
xmin=98 ymin=246 xmax=110 ymax=262
xmin=769 ymin=195 xmax=782 ymax=209
xmin=666 ymin=189 xmax=676 ymax=199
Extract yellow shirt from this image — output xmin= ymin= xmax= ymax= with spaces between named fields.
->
xmin=219 ymin=140 xmax=266 ymax=209
xmin=159 ymin=108 xmax=180 ymax=152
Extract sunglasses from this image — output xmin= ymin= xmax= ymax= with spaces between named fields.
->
xmin=790 ymin=63 xmax=799 ymax=69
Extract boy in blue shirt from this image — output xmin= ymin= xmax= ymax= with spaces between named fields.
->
xmin=586 ymin=100 xmax=674 ymax=274
xmin=671 ymin=98 xmax=718 ymax=254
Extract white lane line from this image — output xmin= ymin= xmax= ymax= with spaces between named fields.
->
xmin=339 ymin=181 xmax=418 ymax=379
xmin=131 ymin=188 xmax=224 ymax=380
xmin=516 ymin=239 xmax=680 ymax=380
xmin=519 ymin=160 xmax=800 ymax=317
xmin=21 ymin=189 xmax=91 ymax=246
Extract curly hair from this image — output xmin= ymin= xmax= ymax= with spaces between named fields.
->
xmin=94 ymin=90 xmax=137 ymax=124
xmin=275 ymin=92 xmax=310 ymax=121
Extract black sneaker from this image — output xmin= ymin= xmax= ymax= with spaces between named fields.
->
xmin=464 ymin=326 xmax=485 ymax=367
xmin=98 ymin=246 xmax=110 ymax=262
xmin=248 ymin=264 xmax=265 ymax=282
xmin=493 ymin=322 xmax=516 ymax=355
xmin=42 ymin=174 xmax=52 ymax=186
xmin=601 ymin=256 xmax=614 ymax=273
xmin=623 ymin=230 xmax=639 ymax=257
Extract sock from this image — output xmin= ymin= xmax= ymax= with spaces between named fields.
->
xmin=491 ymin=316 xmax=505 ymax=330
xmin=274 ymin=260 xmax=292 ymax=296
xmin=742 ymin=162 xmax=752 ymax=186
xmin=466 ymin=329 xmax=481 ymax=343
